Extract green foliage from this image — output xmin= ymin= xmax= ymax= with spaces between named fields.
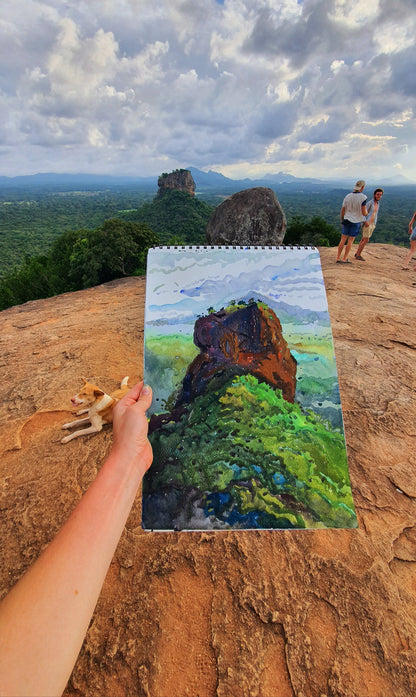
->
xmin=0 ymin=189 xmax=153 ymax=279
xmin=147 ymin=374 xmax=357 ymax=529
xmin=284 ymin=215 xmax=339 ymax=247
xmin=47 ymin=228 xmax=90 ymax=293
xmin=1 ymin=183 xmax=415 ymax=284
xmin=0 ymin=254 xmax=51 ymax=308
xmin=120 ymin=189 xmax=214 ymax=245
xmin=160 ymin=169 xmax=189 ymax=179
xmin=67 ymin=219 xmax=159 ymax=289
xmin=0 ymin=219 xmax=159 ymax=310
xmin=278 ymin=187 xmax=415 ymax=247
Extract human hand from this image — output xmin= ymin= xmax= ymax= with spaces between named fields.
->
xmin=111 ymin=382 xmax=153 ymax=474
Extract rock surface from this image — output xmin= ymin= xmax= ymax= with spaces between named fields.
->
xmin=205 ymin=187 xmax=286 ymax=245
xmin=157 ymin=169 xmax=195 ymax=197
xmin=1 ymin=243 xmax=416 ymax=697
xmin=176 ymin=301 xmax=297 ymax=406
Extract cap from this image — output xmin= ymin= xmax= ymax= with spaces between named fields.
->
xmin=353 ymin=180 xmax=365 ymax=191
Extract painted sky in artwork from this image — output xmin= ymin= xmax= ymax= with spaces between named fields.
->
xmin=145 ymin=246 xmax=328 ymax=328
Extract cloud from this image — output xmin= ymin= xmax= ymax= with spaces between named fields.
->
xmin=0 ymin=0 xmax=415 ymax=179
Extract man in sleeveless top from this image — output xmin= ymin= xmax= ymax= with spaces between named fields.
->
xmin=336 ymin=180 xmax=368 ymax=263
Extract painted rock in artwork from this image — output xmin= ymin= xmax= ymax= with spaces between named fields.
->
xmin=176 ymin=301 xmax=297 ymax=406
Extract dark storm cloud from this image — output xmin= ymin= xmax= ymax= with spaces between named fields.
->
xmin=388 ymin=46 xmax=416 ymax=99
xmin=301 ymin=116 xmax=344 ymax=144
xmin=253 ymin=102 xmax=299 ymax=140
xmin=242 ymin=1 xmax=367 ymax=69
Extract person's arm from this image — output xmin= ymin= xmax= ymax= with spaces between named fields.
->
xmin=0 ymin=382 xmax=153 ymax=697
xmin=409 ymin=212 xmax=416 ymax=232
xmin=340 ymin=205 xmax=345 ymax=222
xmin=361 ymin=202 xmax=368 ymax=218
xmin=363 ymin=199 xmax=373 ymax=227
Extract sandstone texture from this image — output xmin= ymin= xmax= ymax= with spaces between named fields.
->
xmin=205 ymin=187 xmax=286 ymax=245
xmin=157 ymin=169 xmax=195 ymax=197
xmin=1 ymin=243 xmax=416 ymax=697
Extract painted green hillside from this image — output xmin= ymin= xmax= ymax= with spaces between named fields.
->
xmin=144 ymin=374 xmax=357 ymax=530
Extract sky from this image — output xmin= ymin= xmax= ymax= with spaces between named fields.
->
xmin=1 ymin=0 xmax=416 ymax=181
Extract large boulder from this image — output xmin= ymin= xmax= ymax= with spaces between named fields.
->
xmin=206 ymin=187 xmax=286 ymax=245
xmin=157 ymin=169 xmax=195 ymax=197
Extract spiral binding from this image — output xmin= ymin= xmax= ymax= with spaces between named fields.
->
xmin=153 ymin=244 xmax=316 ymax=251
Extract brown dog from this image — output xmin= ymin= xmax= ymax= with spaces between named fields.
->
xmin=61 ymin=377 xmax=129 ymax=444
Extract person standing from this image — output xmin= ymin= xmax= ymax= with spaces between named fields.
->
xmin=401 ymin=210 xmax=416 ymax=270
xmin=336 ymin=180 xmax=368 ymax=263
xmin=354 ymin=188 xmax=384 ymax=261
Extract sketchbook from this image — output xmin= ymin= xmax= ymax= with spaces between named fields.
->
xmin=142 ymin=245 xmax=357 ymax=531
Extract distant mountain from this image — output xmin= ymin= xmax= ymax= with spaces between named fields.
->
xmin=260 ymin=171 xmax=301 ymax=184
xmin=0 ymin=168 xmax=414 ymax=195
xmin=187 ymin=167 xmax=236 ymax=187
xmin=0 ymin=172 xmax=157 ymax=191
xmin=187 ymin=167 xmax=333 ymax=193
xmin=376 ymin=174 xmax=414 ymax=186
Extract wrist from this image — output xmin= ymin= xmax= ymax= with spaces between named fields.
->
xmin=105 ymin=441 xmax=152 ymax=481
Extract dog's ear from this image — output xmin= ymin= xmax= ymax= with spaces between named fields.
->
xmin=81 ymin=376 xmax=89 ymax=384
xmin=93 ymin=388 xmax=105 ymax=397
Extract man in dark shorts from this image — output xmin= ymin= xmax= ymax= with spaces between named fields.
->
xmin=336 ymin=180 xmax=368 ymax=263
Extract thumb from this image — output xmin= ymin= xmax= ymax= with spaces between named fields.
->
xmin=137 ymin=384 xmax=153 ymax=410
xmin=117 ymin=382 xmax=153 ymax=411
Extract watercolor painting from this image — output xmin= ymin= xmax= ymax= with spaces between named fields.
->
xmin=142 ymin=246 xmax=357 ymax=531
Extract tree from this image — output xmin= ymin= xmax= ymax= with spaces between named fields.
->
xmin=0 ymin=255 xmax=51 ymax=309
xmin=68 ymin=219 xmax=159 ymax=289
xmin=121 ymin=189 xmax=214 ymax=245
xmin=0 ymin=219 xmax=159 ymax=310
xmin=284 ymin=215 xmax=339 ymax=247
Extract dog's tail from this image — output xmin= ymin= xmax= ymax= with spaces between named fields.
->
xmin=120 ymin=376 xmax=129 ymax=388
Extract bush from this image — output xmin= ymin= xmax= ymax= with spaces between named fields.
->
xmin=284 ymin=215 xmax=339 ymax=247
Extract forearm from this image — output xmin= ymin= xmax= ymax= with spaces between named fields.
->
xmin=0 ymin=450 xmax=145 ymax=697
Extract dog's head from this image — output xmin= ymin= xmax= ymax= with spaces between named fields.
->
xmin=71 ymin=378 xmax=105 ymax=407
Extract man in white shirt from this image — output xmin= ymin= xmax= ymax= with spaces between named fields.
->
xmin=354 ymin=188 xmax=384 ymax=261
xmin=336 ymin=180 xmax=368 ymax=263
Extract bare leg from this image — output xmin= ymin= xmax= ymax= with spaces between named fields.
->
xmin=355 ymin=237 xmax=368 ymax=258
xmin=336 ymin=234 xmax=348 ymax=261
xmin=343 ymin=236 xmax=354 ymax=261
xmin=402 ymin=240 xmax=416 ymax=268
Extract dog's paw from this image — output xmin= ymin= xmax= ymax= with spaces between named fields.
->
xmin=61 ymin=423 xmax=71 ymax=430
xmin=61 ymin=434 xmax=71 ymax=444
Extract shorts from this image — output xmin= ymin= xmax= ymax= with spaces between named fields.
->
xmin=341 ymin=219 xmax=361 ymax=237
xmin=362 ymin=223 xmax=375 ymax=239
xmin=411 ymin=229 xmax=416 ymax=242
